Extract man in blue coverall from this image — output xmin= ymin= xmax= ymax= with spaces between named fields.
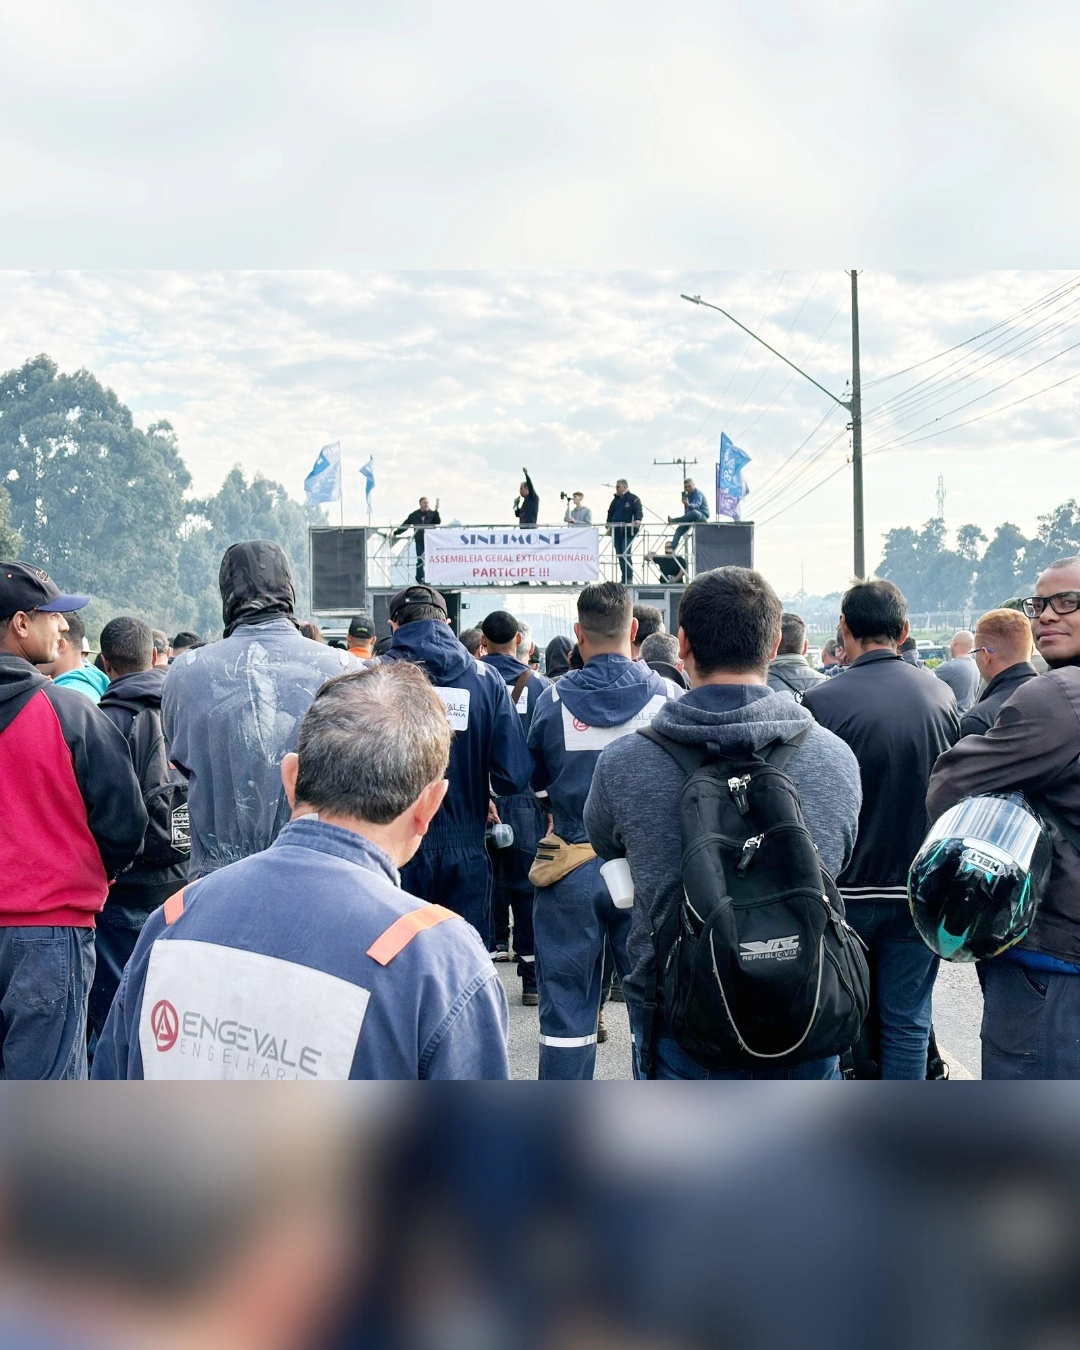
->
xmin=527 ymin=581 xmax=680 ymax=1078
xmin=380 ymin=584 xmax=532 ymax=950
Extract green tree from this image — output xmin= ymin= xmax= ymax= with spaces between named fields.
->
xmin=971 ymin=522 xmax=1030 ymax=610
xmin=0 ymin=483 xmax=22 ymax=557
xmin=878 ymin=518 xmax=975 ymax=611
xmin=0 ymin=355 xmax=190 ymax=616
xmin=180 ymin=467 xmax=327 ymax=634
xmin=1029 ymin=499 xmax=1080 ymax=574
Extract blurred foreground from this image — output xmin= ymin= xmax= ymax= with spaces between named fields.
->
xmin=0 ymin=1087 xmax=1076 ymax=1350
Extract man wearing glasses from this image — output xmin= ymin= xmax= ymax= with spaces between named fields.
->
xmin=959 ymin=608 xmax=1039 ymax=737
xmin=928 ymin=557 xmax=1080 ymax=1078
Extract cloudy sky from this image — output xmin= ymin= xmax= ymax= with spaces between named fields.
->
xmin=2 ymin=268 xmax=1078 ymax=595
xmin=3 ymin=5 xmax=1079 ymax=596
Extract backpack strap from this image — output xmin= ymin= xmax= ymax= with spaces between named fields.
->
xmin=768 ymin=667 xmax=805 ymax=700
xmin=367 ymin=904 xmax=460 ymax=966
xmin=761 ymin=725 xmax=812 ymax=773
xmin=637 ymin=725 xmax=709 ymax=774
xmin=510 ymin=669 xmax=531 ymax=708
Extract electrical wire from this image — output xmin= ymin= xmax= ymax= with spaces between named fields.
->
xmin=865 ymin=363 xmax=1080 ymax=457
xmin=862 ymin=275 xmax=1080 ymax=389
xmin=864 ymin=291 xmax=1080 ymax=429
xmin=755 ymin=458 xmax=851 ymax=527
xmin=662 ymin=271 xmax=788 ymax=462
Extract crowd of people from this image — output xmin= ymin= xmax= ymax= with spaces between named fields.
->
xmin=2 ymin=538 xmax=1079 ymax=1080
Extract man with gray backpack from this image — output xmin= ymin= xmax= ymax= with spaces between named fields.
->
xmin=93 ymin=616 xmax=190 ymax=1040
xmin=585 ymin=566 xmax=866 ymax=1079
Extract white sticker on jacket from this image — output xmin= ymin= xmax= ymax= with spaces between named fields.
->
xmin=436 ymin=687 xmax=471 ymax=731
xmin=139 ymin=940 xmax=370 ymax=1080
xmin=560 ymin=694 xmax=669 ymax=751
xmin=515 ymin=685 xmax=530 ymax=714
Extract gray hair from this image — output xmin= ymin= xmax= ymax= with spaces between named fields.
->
xmin=516 ymin=620 xmax=532 ymax=655
xmin=295 ymin=664 xmax=451 ymax=824
xmin=640 ymin=631 xmax=680 ymax=666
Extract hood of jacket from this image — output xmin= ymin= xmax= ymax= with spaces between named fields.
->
xmin=649 ymin=681 xmax=813 ymax=753
xmin=98 ymin=666 xmax=167 ymax=716
xmin=384 ymin=619 xmax=473 ymax=684
xmin=545 ymin=635 xmax=572 ymax=679
xmin=0 ymin=653 xmax=48 ymax=735
xmin=482 ymin=652 xmax=531 ymax=686
xmin=556 ymin=653 xmax=663 ymax=728
xmin=219 ymin=540 xmax=298 ymax=638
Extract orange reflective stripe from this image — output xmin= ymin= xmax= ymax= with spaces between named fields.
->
xmin=163 ymin=889 xmax=186 ymax=926
xmin=367 ymin=904 xmax=459 ymax=966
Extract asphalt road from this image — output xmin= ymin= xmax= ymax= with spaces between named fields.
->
xmin=500 ymin=955 xmax=984 ymax=1080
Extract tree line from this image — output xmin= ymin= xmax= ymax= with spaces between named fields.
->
xmin=877 ymin=502 xmax=1080 ymax=613
xmin=0 ymin=355 xmax=326 ymax=638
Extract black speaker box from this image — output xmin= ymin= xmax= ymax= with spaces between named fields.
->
xmin=693 ymin=522 xmax=755 ymax=572
xmin=309 ymin=528 xmax=368 ymax=612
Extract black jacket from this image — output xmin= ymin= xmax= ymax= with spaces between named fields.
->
xmin=802 ymin=649 xmax=959 ymax=900
xmin=607 ymin=492 xmax=643 ymax=526
xmin=394 ymin=508 xmax=441 ymax=536
xmin=514 ymin=472 xmax=539 ymax=526
xmin=958 ymin=661 xmax=1037 ymax=737
xmin=99 ymin=667 xmax=186 ymax=904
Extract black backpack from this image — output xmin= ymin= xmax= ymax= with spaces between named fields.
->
xmin=127 ymin=705 xmax=191 ymax=871
xmin=637 ymin=726 xmax=870 ymax=1076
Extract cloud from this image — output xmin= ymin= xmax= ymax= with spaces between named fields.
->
xmin=1 ymin=268 xmax=1079 ymax=595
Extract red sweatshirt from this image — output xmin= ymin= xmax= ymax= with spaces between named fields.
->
xmin=0 ymin=655 xmax=147 ymax=926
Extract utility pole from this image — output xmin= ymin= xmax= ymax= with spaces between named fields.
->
xmin=653 ymin=455 xmax=699 ymax=482
xmin=850 ymin=270 xmax=864 ymax=579
xmin=683 ymin=275 xmax=866 ymax=578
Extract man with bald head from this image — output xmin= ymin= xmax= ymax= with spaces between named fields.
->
xmin=933 ymin=629 xmax=980 ymax=713
xmin=959 ymin=608 xmax=1038 ymax=737
xmin=928 ymin=556 xmax=1080 ymax=1077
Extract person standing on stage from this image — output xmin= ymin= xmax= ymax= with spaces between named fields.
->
xmin=514 ymin=468 xmax=539 ymax=527
xmin=393 ymin=496 xmax=441 ymax=583
xmin=606 ymin=479 xmax=643 ymax=585
xmin=564 ymin=492 xmax=592 ymax=525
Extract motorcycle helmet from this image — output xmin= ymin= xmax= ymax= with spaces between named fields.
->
xmin=908 ymin=792 xmax=1052 ymax=961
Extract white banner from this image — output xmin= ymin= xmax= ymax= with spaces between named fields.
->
xmin=424 ymin=527 xmax=600 ymax=585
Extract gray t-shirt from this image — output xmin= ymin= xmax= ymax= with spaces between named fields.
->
xmin=934 ymin=655 xmax=980 ymax=714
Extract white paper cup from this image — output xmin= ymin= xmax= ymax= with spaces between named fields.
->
xmin=600 ymin=857 xmax=634 ymax=909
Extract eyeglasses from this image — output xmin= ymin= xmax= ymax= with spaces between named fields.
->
xmin=971 ymin=646 xmax=995 ymax=656
xmin=1022 ymin=591 xmax=1080 ymax=618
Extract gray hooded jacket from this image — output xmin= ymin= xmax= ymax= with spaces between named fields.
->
xmin=584 ymin=683 xmax=862 ymax=1015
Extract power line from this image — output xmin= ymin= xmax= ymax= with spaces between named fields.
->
xmin=862 ymin=274 xmax=1080 ymax=389
xmin=865 ymin=363 xmax=1080 ymax=458
xmin=865 ymin=291 xmax=1080 ymax=428
xmin=866 ymin=339 xmax=1080 ymax=456
xmin=755 ymin=458 xmax=851 ymax=527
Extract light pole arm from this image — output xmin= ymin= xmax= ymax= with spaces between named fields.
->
xmin=681 ymin=294 xmax=851 ymax=411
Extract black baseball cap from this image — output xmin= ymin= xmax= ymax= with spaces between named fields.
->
xmin=348 ymin=614 xmax=376 ymax=641
xmin=0 ymin=562 xmax=90 ymax=621
xmin=387 ymin=584 xmax=448 ymax=623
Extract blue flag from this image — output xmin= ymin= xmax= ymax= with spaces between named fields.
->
xmin=360 ymin=457 xmax=375 ymax=509
xmin=716 ymin=432 xmax=751 ymax=520
xmin=304 ymin=442 xmax=341 ymax=505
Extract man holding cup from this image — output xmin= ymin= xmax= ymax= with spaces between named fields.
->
xmin=526 ymin=582 xmax=681 ymax=1079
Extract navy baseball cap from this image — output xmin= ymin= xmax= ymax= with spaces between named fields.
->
xmin=0 ymin=562 xmax=90 ymax=620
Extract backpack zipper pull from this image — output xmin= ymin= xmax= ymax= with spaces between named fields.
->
xmin=737 ymin=833 xmax=764 ymax=875
xmin=727 ymin=773 xmax=752 ymax=815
